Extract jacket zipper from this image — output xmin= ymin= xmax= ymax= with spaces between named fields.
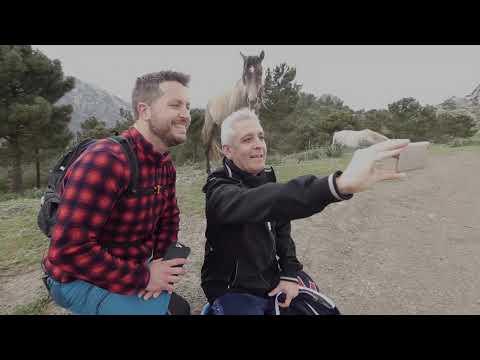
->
xmin=228 ymin=260 xmax=239 ymax=289
xmin=266 ymin=221 xmax=277 ymax=258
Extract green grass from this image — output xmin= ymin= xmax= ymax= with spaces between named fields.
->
xmin=274 ymin=154 xmax=353 ymax=182
xmin=11 ymin=295 xmax=51 ymax=315
xmin=176 ymin=176 xmax=206 ymax=217
xmin=430 ymin=142 xmax=480 ymax=155
xmin=0 ymin=198 xmax=48 ymax=273
xmin=0 ymin=188 xmax=44 ymax=202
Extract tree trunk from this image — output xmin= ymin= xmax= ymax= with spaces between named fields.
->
xmin=11 ymin=138 xmax=24 ymax=194
xmin=35 ymin=147 xmax=41 ymax=188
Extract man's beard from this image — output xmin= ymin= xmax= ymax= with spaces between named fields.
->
xmin=147 ymin=118 xmax=181 ymax=147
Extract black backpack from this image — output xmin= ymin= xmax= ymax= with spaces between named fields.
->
xmin=275 ymin=288 xmax=341 ymax=315
xmin=274 ymin=272 xmax=341 ymax=315
xmin=37 ymin=135 xmax=149 ymax=239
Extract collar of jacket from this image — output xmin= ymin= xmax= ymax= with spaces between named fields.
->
xmin=223 ymin=157 xmax=276 ymax=188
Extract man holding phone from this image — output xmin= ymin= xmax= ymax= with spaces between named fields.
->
xmin=42 ymin=71 xmax=192 ymax=315
xmin=201 ymin=108 xmax=410 ymax=315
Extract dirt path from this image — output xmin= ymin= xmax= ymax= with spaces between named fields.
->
xmin=292 ymin=148 xmax=480 ymax=314
xmin=2 ymin=148 xmax=479 ymax=314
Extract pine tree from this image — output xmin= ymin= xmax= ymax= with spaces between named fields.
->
xmin=259 ymin=63 xmax=302 ymax=153
xmin=76 ymin=116 xmax=111 ymax=141
xmin=0 ymin=45 xmax=74 ymax=193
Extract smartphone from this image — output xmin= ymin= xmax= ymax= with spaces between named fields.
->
xmin=163 ymin=242 xmax=191 ymax=263
xmin=396 ymin=141 xmax=430 ymax=172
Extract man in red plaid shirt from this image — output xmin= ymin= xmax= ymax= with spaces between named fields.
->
xmin=42 ymin=71 xmax=192 ymax=315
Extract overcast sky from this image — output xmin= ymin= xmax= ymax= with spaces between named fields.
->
xmin=33 ymin=45 xmax=480 ymax=111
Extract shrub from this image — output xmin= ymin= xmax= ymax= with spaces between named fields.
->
xmin=325 ymin=143 xmax=344 ymax=158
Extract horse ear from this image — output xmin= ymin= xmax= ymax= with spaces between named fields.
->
xmin=240 ymin=52 xmax=247 ymax=62
xmin=259 ymin=50 xmax=265 ymax=61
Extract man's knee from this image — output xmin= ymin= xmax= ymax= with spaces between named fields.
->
xmin=168 ymin=293 xmax=191 ymax=315
xmin=210 ymin=293 xmax=268 ymax=315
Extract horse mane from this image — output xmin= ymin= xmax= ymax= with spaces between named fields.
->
xmin=207 ymin=80 xmax=247 ymax=126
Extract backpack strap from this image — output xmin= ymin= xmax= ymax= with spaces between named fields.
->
xmin=51 ymin=138 xmax=98 ymax=191
xmin=109 ymin=135 xmax=155 ymax=196
xmin=109 ymin=135 xmax=138 ymax=194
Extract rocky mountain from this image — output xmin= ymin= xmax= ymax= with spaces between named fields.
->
xmin=56 ymin=77 xmax=132 ymax=133
xmin=465 ymin=84 xmax=480 ymax=105
xmin=437 ymin=83 xmax=480 ymax=129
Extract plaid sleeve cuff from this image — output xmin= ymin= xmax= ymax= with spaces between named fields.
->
xmin=328 ymin=171 xmax=353 ymax=201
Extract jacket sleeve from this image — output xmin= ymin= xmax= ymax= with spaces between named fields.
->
xmin=205 ymin=174 xmax=350 ymax=225
xmin=274 ymin=220 xmax=303 ymax=279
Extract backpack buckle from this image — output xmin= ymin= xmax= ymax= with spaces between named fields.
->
xmin=153 ymin=184 xmax=161 ymax=195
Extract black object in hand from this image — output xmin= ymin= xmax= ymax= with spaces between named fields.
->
xmin=164 ymin=242 xmax=190 ymax=267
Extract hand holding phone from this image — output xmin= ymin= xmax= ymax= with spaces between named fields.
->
xmin=336 ymin=139 xmax=410 ymax=194
xmin=163 ymin=242 xmax=191 ymax=266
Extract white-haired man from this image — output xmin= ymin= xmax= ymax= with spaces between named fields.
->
xmin=200 ymin=108 xmax=409 ymax=315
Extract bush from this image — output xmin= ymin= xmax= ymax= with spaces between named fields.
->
xmin=0 ymin=178 xmax=9 ymax=193
xmin=267 ymin=156 xmax=284 ymax=166
xmin=325 ymin=143 xmax=344 ymax=158
xmin=0 ymin=187 xmax=44 ymax=202
xmin=448 ymin=137 xmax=480 ymax=147
xmin=23 ymin=187 xmax=44 ymax=199
xmin=0 ymin=192 xmax=19 ymax=202
xmin=307 ymin=148 xmax=324 ymax=160
xmin=297 ymin=148 xmax=324 ymax=162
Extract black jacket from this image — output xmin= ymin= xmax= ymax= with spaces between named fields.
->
xmin=201 ymin=158 xmax=353 ymax=303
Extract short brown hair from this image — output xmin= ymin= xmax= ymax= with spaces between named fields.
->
xmin=132 ymin=71 xmax=190 ymax=120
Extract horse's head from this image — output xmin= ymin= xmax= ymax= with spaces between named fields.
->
xmin=240 ymin=50 xmax=265 ymax=111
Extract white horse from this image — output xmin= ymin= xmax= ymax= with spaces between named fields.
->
xmin=332 ymin=129 xmax=389 ymax=149
xmin=201 ymin=50 xmax=265 ymax=174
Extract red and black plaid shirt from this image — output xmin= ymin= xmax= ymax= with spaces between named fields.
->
xmin=43 ymin=127 xmax=180 ymax=295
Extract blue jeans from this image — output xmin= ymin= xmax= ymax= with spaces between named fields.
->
xmin=46 ymin=277 xmax=171 ymax=315
xmin=210 ymin=292 xmax=275 ymax=315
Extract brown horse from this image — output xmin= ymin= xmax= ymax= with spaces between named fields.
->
xmin=201 ymin=50 xmax=265 ymax=173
